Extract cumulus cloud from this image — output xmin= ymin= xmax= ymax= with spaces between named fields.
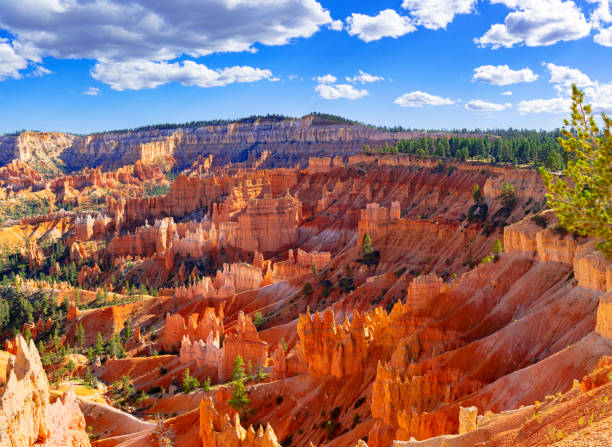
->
xmin=501 ymin=91 xmax=513 ymax=95
xmin=83 ymin=86 xmax=100 ymax=96
xmin=594 ymin=26 xmax=612 ymax=45
xmin=0 ymin=0 xmax=335 ymax=62
xmin=346 ymin=70 xmax=384 ymax=84
xmin=91 ymin=60 xmax=274 ymax=91
xmin=465 ymin=99 xmax=510 ymax=111
xmin=520 ymin=63 xmax=612 ymax=113
xmin=401 ymin=0 xmax=477 ymax=29
xmin=472 ymin=65 xmax=538 ymax=85
xmin=329 ymin=19 xmax=344 ymax=31
xmin=475 ymin=0 xmax=591 ymax=48
xmin=315 ymin=83 xmax=368 ymax=100
xmin=316 ymin=74 xmax=337 ymax=83
xmin=346 ymin=9 xmax=416 ymax=42
xmin=0 ymin=38 xmax=47 ymax=80
xmin=517 ymin=97 xmax=571 ymax=113
xmin=394 ymin=91 xmax=454 ymax=107
xmin=544 ymin=62 xmax=593 ymax=87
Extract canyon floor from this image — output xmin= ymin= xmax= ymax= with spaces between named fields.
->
xmin=0 ymin=149 xmax=610 ymax=447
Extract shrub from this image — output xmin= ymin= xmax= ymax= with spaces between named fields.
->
xmin=181 ymin=368 xmax=200 ymax=393
xmin=252 ymin=311 xmax=264 ymax=329
xmin=302 ymin=282 xmax=313 ymax=295
xmin=472 ymin=184 xmax=482 ymax=202
xmin=198 ymin=376 xmax=209 ymax=392
xmin=493 ymin=239 xmax=503 ymax=256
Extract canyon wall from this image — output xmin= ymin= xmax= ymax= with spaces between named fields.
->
xmin=0 ymin=116 xmax=475 ymax=171
xmin=504 ymin=213 xmax=612 ymax=292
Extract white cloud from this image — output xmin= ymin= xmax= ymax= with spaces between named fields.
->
xmin=472 ymin=64 xmax=538 ymax=85
xmin=501 ymin=91 xmax=513 ymax=95
xmin=544 ymin=62 xmax=593 ymax=87
xmin=329 ymin=19 xmax=344 ymax=31
xmin=594 ymin=26 xmax=612 ymax=45
xmin=517 ymin=97 xmax=571 ymax=113
xmin=590 ymin=0 xmax=612 ymax=27
xmin=0 ymin=38 xmax=46 ymax=80
xmin=316 ymin=74 xmax=337 ymax=83
xmin=346 ymin=9 xmax=416 ymax=42
xmin=315 ymin=83 xmax=368 ymax=100
xmin=584 ymin=82 xmax=612 ymax=111
xmin=30 ymin=65 xmax=51 ymax=77
xmin=0 ymin=0 xmax=334 ymax=61
xmin=475 ymin=0 xmax=591 ymax=48
xmin=394 ymin=91 xmax=454 ymax=107
xmin=83 ymin=86 xmax=100 ymax=96
xmin=589 ymin=0 xmax=612 ymax=46
xmin=401 ymin=0 xmax=477 ymax=30
xmin=465 ymin=99 xmax=509 ymax=111
xmin=346 ymin=70 xmax=384 ymax=84
xmin=520 ymin=63 xmax=612 ymax=114
xmin=542 ymin=63 xmax=612 ymax=110
xmin=91 ymin=60 xmax=273 ymax=91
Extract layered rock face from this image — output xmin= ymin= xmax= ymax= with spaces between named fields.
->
xmin=0 ymin=335 xmax=90 ymax=447
xmin=504 ymin=213 xmax=612 ymax=292
xmin=0 ymin=132 xmax=75 ymax=167
xmin=1 ymin=116 xmax=437 ymax=171
xmin=229 ymin=195 xmax=301 ymax=253
xmin=199 ymin=396 xmax=280 ymax=447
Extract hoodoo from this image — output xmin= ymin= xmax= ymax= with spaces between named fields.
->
xmin=1 ymin=94 xmax=611 ymax=446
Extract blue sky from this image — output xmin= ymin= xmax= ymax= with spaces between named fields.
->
xmin=0 ymin=0 xmax=611 ymax=134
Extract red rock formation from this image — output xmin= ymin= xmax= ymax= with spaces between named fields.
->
xmin=199 ymin=396 xmax=280 ymax=447
xmin=219 ymin=311 xmax=268 ymax=382
xmin=25 ymin=240 xmax=45 ymax=270
xmin=179 ymin=333 xmax=221 ymax=371
xmin=403 ymin=273 xmax=444 ymax=311
xmin=270 ymin=248 xmax=331 ymax=280
xmin=69 ymin=242 xmax=85 ymax=264
xmin=228 ymin=195 xmax=301 ymax=253
xmin=297 ymin=304 xmax=408 ymax=379
xmin=596 ymin=291 xmax=612 ymax=339
xmin=77 ymin=264 xmax=101 ymax=286
xmin=307 ymin=157 xmax=334 ymax=175
xmin=161 ymin=308 xmax=224 ymax=352
xmin=505 ymin=213 xmax=611 ymax=292
xmin=270 ymin=344 xmax=287 ymax=381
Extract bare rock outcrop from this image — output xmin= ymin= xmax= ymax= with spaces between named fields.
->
xmin=0 ymin=335 xmax=90 ymax=447
xmin=199 ymin=396 xmax=280 ymax=447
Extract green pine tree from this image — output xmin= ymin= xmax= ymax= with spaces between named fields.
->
xmin=231 ymin=355 xmax=245 ymax=381
xmin=75 ymin=322 xmax=85 ymax=349
xmin=539 ymin=85 xmax=612 ymax=258
xmin=228 ymin=378 xmax=250 ymax=418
